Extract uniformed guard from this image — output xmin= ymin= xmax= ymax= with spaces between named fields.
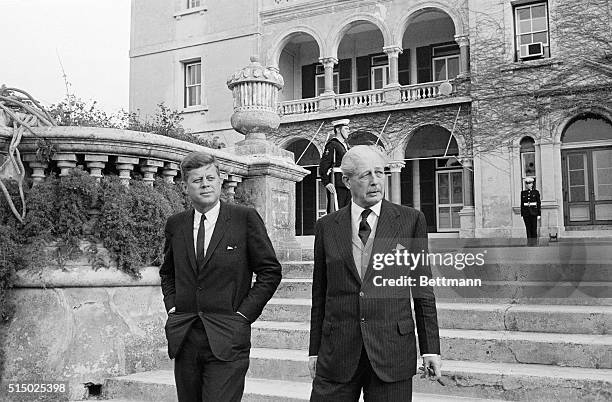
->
xmin=319 ymin=119 xmax=351 ymax=213
xmin=520 ymin=177 xmax=541 ymax=246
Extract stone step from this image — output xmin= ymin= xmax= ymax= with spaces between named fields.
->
xmin=251 ymin=321 xmax=612 ymax=369
xmin=260 ymin=299 xmax=612 ymax=334
xmin=281 ymin=261 xmax=315 ymax=279
xmin=103 ymin=369 xmax=504 ymax=402
xmin=273 ymin=278 xmax=611 ymax=300
xmin=247 ymin=347 xmax=612 ymax=401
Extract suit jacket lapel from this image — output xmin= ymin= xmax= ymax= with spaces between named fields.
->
xmin=181 ymin=209 xmax=198 ymax=275
xmin=363 ymin=200 xmax=400 ymax=281
xmin=333 ymin=206 xmax=361 ymax=284
xmin=200 ymin=201 xmax=230 ymax=269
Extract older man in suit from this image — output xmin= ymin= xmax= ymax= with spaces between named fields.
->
xmin=308 ymin=145 xmax=441 ymax=401
xmin=160 ymin=151 xmax=282 ymax=402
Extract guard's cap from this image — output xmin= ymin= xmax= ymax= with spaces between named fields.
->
xmin=332 ymin=119 xmax=350 ymax=127
xmin=525 ymin=177 xmax=534 ymax=183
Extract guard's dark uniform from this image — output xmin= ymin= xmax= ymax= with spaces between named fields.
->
xmin=319 ymin=138 xmax=351 ymax=213
xmin=520 ymin=188 xmax=541 ymax=245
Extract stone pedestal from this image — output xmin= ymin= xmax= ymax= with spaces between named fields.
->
xmin=229 ymin=139 xmax=308 ymax=250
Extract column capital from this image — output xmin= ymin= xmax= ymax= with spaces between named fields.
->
xmin=318 ymin=57 xmax=338 ymax=67
xmin=382 ymin=45 xmax=403 ymax=57
xmin=454 ymin=34 xmax=470 ymax=47
xmin=387 ymin=160 xmax=405 ymax=172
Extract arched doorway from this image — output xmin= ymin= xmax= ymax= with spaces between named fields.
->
xmin=347 ymin=130 xmax=383 ymax=147
xmin=286 ymin=139 xmax=323 ymax=235
xmin=401 ymin=125 xmax=462 ymax=233
xmin=561 ymin=114 xmax=612 ymax=226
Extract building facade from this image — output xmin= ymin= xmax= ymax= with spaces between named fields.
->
xmin=129 ymin=0 xmax=612 ymax=238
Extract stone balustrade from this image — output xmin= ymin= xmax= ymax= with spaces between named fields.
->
xmin=278 ymin=81 xmax=457 ymax=116
xmin=335 ymin=89 xmax=386 ymax=109
xmin=279 ymin=97 xmax=319 ymax=115
xmin=400 ymin=80 xmax=456 ymax=102
xmin=0 ymin=126 xmax=249 ymax=187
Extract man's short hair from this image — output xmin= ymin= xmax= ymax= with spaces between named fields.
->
xmin=180 ymin=151 xmax=221 ymax=181
xmin=341 ymin=145 xmax=388 ymax=178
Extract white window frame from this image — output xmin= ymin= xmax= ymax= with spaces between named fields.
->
xmin=520 ymin=151 xmax=536 ymax=189
xmin=514 ymin=2 xmax=549 ymax=59
xmin=316 ymin=178 xmax=327 ymax=219
xmin=432 ymin=55 xmax=460 ymax=81
xmin=315 ymin=72 xmax=339 ymax=96
xmin=435 ymin=168 xmax=463 ymax=232
xmin=185 ymin=61 xmax=202 ymax=108
xmin=188 ymin=0 xmax=201 ymax=8
xmin=371 ymin=65 xmax=389 ymax=89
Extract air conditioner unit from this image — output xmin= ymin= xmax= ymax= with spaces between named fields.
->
xmin=520 ymin=42 xmax=544 ymax=59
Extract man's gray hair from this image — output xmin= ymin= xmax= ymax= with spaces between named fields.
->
xmin=341 ymin=145 xmax=388 ymax=177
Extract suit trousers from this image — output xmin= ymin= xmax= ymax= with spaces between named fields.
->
xmin=523 ymin=216 xmax=538 ymax=246
xmin=310 ymin=347 xmax=413 ymax=402
xmin=326 ymin=186 xmax=351 ymax=213
xmin=174 ymin=319 xmax=249 ymax=402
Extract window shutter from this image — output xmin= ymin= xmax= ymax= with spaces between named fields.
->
xmin=338 ymin=58 xmax=352 ymax=94
xmin=356 ymin=55 xmax=370 ymax=91
xmin=398 ymin=49 xmax=410 ymax=85
xmin=301 ymin=64 xmax=316 ymax=98
xmin=416 ymin=46 xmax=432 ymax=83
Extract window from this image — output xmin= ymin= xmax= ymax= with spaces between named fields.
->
xmin=520 ymin=137 xmax=536 ymax=189
xmin=188 ymin=0 xmax=201 ymax=8
xmin=185 ymin=61 xmax=201 ymax=107
xmin=432 ymin=44 xmax=459 ymax=81
xmin=370 ymin=55 xmax=389 ymax=89
xmin=515 ymin=2 xmax=550 ymax=60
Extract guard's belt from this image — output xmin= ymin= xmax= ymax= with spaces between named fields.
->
xmin=523 ymin=202 xmax=537 ymax=207
xmin=332 ymin=167 xmax=343 ymax=173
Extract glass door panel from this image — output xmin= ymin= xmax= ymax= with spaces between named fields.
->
xmin=593 ymin=149 xmax=612 ymax=221
xmin=436 ymin=170 xmax=463 ymax=231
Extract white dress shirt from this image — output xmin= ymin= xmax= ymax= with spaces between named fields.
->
xmin=350 ymin=200 xmax=381 ymax=239
xmin=193 ymin=201 xmax=220 ymax=257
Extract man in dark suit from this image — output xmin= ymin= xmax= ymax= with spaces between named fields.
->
xmin=160 ymin=151 xmax=282 ymax=402
xmin=309 ymin=145 xmax=441 ymax=401
xmin=520 ymin=177 xmax=541 ymax=246
xmin=319 ymin=119 xmax=351 ymax=213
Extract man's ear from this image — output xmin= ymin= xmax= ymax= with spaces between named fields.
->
xmin=342 ymin=175 xmax=350 ymax=189
xmin=180 ymin=181 xmax=188 ymax=194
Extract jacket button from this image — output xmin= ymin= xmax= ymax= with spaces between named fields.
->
xmin=361 ymin=318 xmax=366 ymax=322
xmin=359 ymin=291 xmax=364 ymax=297
xmin=197 ymin=287 xmax=202 ymax=291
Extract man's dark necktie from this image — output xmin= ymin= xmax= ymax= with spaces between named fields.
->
xmin=358 ymin=209 xmax=372 ymax=245
xmin=196 ymin=214 xmax=206 ymax=266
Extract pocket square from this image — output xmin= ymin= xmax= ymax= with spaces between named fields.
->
xmin=227 ymin=245 xmax=237 ymax=250
xmin=393 ymin=243 xmax=405 ymax=251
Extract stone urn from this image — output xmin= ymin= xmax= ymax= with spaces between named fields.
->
xmin=226 ymin=55 xmax=284 ymax=141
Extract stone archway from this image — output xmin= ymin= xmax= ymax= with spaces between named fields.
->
xmin=401 ymin=124 xmax=462 ymax=233
xmin=285 ymin=138 xmax=322 ymax=235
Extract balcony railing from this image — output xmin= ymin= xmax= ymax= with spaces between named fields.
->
xmin=279 ymin=81 xmax=456 ymax=116
xmin=279 ymin=97 xmax=319 ymax=115
xmin=335 ymin=89 xmax=385 ymax=109
xmin=400 ymin=81 xmax=455 ymax=102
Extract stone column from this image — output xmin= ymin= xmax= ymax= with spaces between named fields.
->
xmin=162 ymin=162 xmax=179 ymax=184
xmin=388 ymin=161 xmax=405 ymax=205
xmin=23 ymin=154 xmax=47 ymax=184
xmin=454 ymin=34 xmax=470 ymax=77
xmin=85 ymin=155 xmax=108 ymax=182
xmin=318 ymin=56 xmax=338 ymax=111
xmin=53 ymin=153 xmax=77 ymax=177
xmin=116 ymin=156 xmax=138 ymax=186
xmin=383 ymin=46 xmax=402 ymax=104
xmin=539 ymin=140 xmax=558 ymax=237
xmin=140 ymin=159 xmax=164 ymax=186
xmin=412 ymin=160 xmax=421 ymax=209
xmin=458 ymin=158 xmax=475 ymax=238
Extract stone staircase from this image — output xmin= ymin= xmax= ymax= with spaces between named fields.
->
xmin=101 ymin=242 xmax=612 ymax=401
